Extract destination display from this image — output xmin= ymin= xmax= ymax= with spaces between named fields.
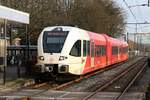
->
xmin=46 ymin=31 xmax=68 ymax=36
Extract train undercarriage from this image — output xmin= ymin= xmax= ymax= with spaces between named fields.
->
xmin=33 ymin=64 xmax=79 ymax=83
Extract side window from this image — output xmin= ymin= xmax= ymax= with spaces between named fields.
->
xmin=112 ymin=46 xmax=118 ymax=55
xmin=101 ymin=46 xmax=106 ymax=56
xmin=122 ymin=47 xmax=128 ymax=53
xmin=95 ymin=46 xmax=98 ymax=56
xmin=97 ymin=45 xmax=101 ymax=56
xmin=119 ymin=47 xmax=121 ymax=53
xmin=69 ymin=40 xmax=81 ymax=57
xmin=95 ymin=45 xmax=106 ymax=57
xmin=87 ymin=41 xmax=90 ymax=56
xmin=91 ymin=42 xmax=94 ymax=57
xmin=83 ymin=40 xmax=86 ymax=57
xmin=126 ymin=47 xmax=128 ymax=53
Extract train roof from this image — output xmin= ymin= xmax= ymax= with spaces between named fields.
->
xmin=43 ymin=26 xmax=78 ymax=32
xmin=102 ymin=34 xmax=128 ymax=46
xmin=88 ymin=32 xmax=106 ymax=42
xmin=42 ymin=26 xmax=128 ymax=46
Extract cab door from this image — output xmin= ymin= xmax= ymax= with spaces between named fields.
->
xmin=68 ymin=40 xmax=82 ymax=75
xmin=91 ymin=42 xmax=94 ymax=68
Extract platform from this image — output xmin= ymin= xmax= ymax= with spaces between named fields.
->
xmin=0 ymin=89 xmax=145 ymax=100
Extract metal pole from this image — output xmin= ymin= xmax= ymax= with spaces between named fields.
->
xmin=135 ymin=24 xmax=137 ymax=55
xmin=140 ymin=34 xmax=142 ymax=54
xmin=25 ymin=25 xmax=30 ymax=75
xmin=3 ymin=19 xmax=7 ymax=85
xmin=137 ymin=35 xmax=139 ymax=55
xmin=9 ymin=25 xmax=12 ymax=45
xmin=126 ymin=32 xmax=129 ymax=43
xmin=26 ymin=25 xmax=29 ymax=59
xmin=134 ymin=33 xmax=136 ymax=51
xmin=126 ymin=32 xmax=130 ymax=51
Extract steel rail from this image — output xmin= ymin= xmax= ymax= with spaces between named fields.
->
xmin=53 ymin=61 xmax=127 ymax=90
xmin=82 ymin=58 xmax=145 ymax=100
xmin=116 ymin=62 xmax=147 ymax=100
xmin=20 ymin=61 xmax=128 ymax=100
xmin=26 ymin=58 xmax=133 ymax=90
xmin=22 ymin=61 xmax=128 ymax=100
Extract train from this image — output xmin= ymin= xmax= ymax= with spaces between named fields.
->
xmin=35 ymin=26 xmax=128 ymax=80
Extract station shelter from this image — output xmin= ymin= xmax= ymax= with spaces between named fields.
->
xmin=0 ymin=5 xmax=29 ymax=84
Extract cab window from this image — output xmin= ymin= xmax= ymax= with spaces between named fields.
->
xmin=69 ymin=40 xmax=81 ymax=57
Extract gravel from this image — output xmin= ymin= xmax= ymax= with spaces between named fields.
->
xmin=63 ymin=57 xmax=144 ymax=92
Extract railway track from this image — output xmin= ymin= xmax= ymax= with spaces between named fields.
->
xmin=1 ymin=60 xmax=127 ymax=100
xmin=21 ymin=60 xmax=128 ymax=90
xmin=0 ymin=57 xmax=146 ymax=100
xmin=22 ymin=57 xmax=138 ymax=91
xmin=53 ymin=60 xmax=128 ymax=90
xmin=82 ymin=58 xmax=147 ymax=100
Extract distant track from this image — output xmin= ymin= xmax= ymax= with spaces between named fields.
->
xmin=82 ymin=58 xmax=147 ymax=100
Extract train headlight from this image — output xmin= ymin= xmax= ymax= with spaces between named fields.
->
xmin=39 ymin=56 xmax=44 ymax=60
xmin=59 ymin=56 xmax=68 ymax=61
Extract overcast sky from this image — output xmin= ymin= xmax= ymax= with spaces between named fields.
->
xmin=115 ymin=0 xmax=150 ymax=43
xmin=115 ymin=0 xmax=150 ymax=33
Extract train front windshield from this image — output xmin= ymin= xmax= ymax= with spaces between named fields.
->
xmin=43 ymin=31 xmax=68 ymax=53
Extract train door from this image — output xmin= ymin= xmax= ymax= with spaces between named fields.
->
xmin=91 ymin=42 xmax=94 ymax=67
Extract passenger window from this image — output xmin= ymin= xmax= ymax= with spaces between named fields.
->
xmin=83 ymin=40 xmax=86 ymax=57
xmin=70 ymin=40 xmax=81 ymax=57
xmin=112 ymin=46 xmax=118 ymax=55
xmin=91 ymin=42 xmax=94 ymax=57
xmin=87 ymin=41 xmax=90 ymax=56
xmin=101 ymin=46 xmax=106 ymax=56
xmin=95 ymin=45 xmax=106 ymax=56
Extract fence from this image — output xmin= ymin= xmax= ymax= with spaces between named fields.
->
xmin=7 ymin=45 xmax=37 ymax=66
xmin=0 ymin=45 xmax=37 ymax=82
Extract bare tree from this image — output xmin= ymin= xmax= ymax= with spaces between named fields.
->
xmin=0 ymin=0 xmax=125 ymax=44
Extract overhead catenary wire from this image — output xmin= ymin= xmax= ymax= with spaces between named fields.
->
xmin=123 ymin=0 xmax=138 ymax=22
xmin=139 ymin=24 xmax=150 ymax=28
xmin=122 ymin=0 xmax=145 ymax=33
xmin=123 ymin=0 xmax=138 ymax=34
xmin=123 ymin=0 xmax=150 ymax=32
xmin=126 ymin=25 xmax=137 ymax=29
xmin=135 ymin=0 xmax=145 ymax=32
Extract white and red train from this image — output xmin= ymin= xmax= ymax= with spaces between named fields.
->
xmin=35 ymin=26 xmax=128 ymax=78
